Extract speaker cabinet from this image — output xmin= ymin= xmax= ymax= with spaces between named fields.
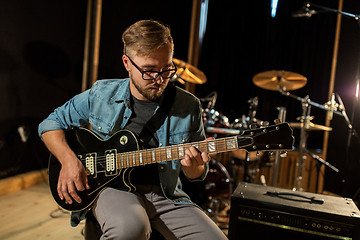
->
xmin=229 ymin=182 xmax=360 ymax=240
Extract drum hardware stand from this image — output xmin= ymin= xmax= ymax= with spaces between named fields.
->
xmin=243 ymin=97 xmax=259 ymax=183
xmin=304 ymin=148 xmax=339 ymax=193
xmin=279 ymin=87 xmax=343 ymax=191
xmin=272 ymin=107 xmax=287 ymax=187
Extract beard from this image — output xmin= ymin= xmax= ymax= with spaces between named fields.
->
xmin=130 ymin=72 xmax=167 ymax=101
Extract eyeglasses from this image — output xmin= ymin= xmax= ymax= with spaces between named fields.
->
xmin=126 ymin=54 xmax=177 ymax=81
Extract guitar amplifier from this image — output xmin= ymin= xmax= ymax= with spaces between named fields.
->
xmin=228 ymin=182 xmax=360 ymax=240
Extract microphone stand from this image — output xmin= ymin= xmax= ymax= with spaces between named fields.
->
xmin=305 ymin=2 xmax=360 ymax=20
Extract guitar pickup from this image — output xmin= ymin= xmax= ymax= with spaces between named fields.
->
xmin=83 ymin=153 xmax=97 ymax=179
xmin=105 ymin=149 xmax=118 ymax=176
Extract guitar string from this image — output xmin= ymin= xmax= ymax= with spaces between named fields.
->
xmin=79 ymin=127 xmax=286 ymax=168
xmin=79 ymin=139 xmax=230 ymax=169
xmin=79 ymin=140 xmax=227 ymax=164
xmin=82 ymin=126 xmax=282 ymax=164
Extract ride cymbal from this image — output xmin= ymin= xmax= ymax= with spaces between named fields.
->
xmin=172 ymin=58 xmax=207 ymax=84
xmin=252 ymin=70 xmax=307 ymax=91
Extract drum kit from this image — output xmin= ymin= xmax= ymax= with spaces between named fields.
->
xmin=172 ymin=60 xmax=342 ymax=225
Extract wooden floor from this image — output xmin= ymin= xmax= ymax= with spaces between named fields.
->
xmin=0 ymin=182 xmax=84 ymax=240
xmin=0 ymin=180 xmax=229 ymax=240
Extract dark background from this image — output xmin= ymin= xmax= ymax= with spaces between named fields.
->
xmin=0 ymin=0 xmax=359 ymax=199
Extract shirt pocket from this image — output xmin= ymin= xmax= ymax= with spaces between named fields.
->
xmin=89 ymin=113 xmax=112 ymax=136
xmin=168 ymin=131 xmax=190 ymax=145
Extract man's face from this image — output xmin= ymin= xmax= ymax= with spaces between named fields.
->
xmin=123 ymin=45 xmax=174 ymax=101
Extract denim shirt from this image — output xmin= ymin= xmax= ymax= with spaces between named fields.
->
xmin=38 ymin=78 xmax=208 ymax=226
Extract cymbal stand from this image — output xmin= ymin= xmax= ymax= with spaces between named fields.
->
xmin=296 ymin=95 xmax=311 ymax=191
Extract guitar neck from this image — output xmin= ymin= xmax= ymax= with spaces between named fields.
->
xmin=116 ymin=136 xmax=251 ymax=169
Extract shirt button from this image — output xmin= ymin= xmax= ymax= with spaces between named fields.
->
xmin=159 ymin=143 xmax=163 ymax=146
xmin=124 ymin=116 xmax=128 ymax=119
xmin=98 ymin=126 xmax=102 ymax=130
xmin=160 ymin=166 xmax=164 ymax=170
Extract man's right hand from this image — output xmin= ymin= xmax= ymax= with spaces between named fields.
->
xmin=42 ymin=130 xmax=90 ymax=205
xmin=57 ymin=157 xmax=90 ymax=204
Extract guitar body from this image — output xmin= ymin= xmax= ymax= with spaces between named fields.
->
xmin=48 ymin=128 xmax=140 ymax=211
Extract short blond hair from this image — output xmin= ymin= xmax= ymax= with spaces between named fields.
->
xmin=122 ymin=20 xmax=174 ymax=57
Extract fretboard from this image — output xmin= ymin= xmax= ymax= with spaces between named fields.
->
xmin=116 ymin=136 xmax=251 ymax=169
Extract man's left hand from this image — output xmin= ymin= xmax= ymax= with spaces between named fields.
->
xmin=181 ymin=146 xmax=210 ymax=179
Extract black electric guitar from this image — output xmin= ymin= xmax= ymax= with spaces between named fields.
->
xmin=48 ymin=122 xmax=294 ymax=211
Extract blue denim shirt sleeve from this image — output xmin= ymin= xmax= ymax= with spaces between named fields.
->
xmin=38 ymin=89 xmax=91 ymax=138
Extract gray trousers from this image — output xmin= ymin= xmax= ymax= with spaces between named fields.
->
xmin=92 ymin=185 xmax=228 ymax=240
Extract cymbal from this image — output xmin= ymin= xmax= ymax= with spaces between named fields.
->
xmin=289 ymin=122 xmax=332 ymax=131
xmin=252 ymin=70 xmax=307 ymax=91
xmin=172 ymin=58 xmax=207 ymax=84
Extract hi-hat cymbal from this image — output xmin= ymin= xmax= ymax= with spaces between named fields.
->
xmin=172 ymin=58 xmax=207 ymax=84
xmin=289 ymin=122 xmax=332 ymax=131
xmin=252 ymin=70 xmax=307 ymax=91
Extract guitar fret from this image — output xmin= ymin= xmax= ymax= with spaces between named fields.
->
xmin=217 ymin=139 xmax=226 ymax=152
xmin=199 ymin=142 xmax=207 ymax=153
xmin=126 ymin=154 xmax=130 ymax=167
xmin=118 ymin=154 xmax=122 ymax=168
xmin=172 ymin=145 xmax=179 ymax=159
xmin=162 ymin=148 xmax=167 ymax=161
xmin=142 ymin=150 xmax=148 ymax=164
xmin=146 ymin=150 xmax=151 ymax=164
xmin=156 ymin=148 xmax=162 ymax=162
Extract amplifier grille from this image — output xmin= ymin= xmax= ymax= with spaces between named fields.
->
xmin=237 ymin=205 xmax=355 ymax=239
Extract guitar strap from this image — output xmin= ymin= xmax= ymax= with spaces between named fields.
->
xmin=138 ymin=82 xmax=176 ymax=146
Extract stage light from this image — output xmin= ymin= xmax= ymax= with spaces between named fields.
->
xmin=271 ymin=0 xmax=279 ymax=18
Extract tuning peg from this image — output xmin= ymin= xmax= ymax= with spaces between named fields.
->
xmin=280 ymin=151 xmax=287 ymax=158
xmin=274 ymin=119 xmax=281 ymax=124
xmin=260 ymin=121 xmax=269 ymax=128
xmin=249 ymin=123 xmax=257 ymax=129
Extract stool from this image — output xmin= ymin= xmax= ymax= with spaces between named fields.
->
xmin=84 ymin=211 xmax=165 ymax=240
